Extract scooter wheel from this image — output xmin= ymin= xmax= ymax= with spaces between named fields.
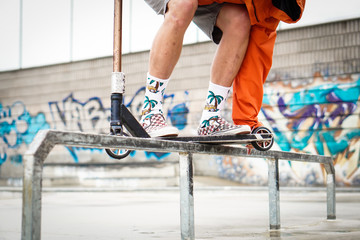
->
xmin=251 ymin=127 xmax=274 ymax=151
xmin=105 ymin=132 xmax=132 ymax=159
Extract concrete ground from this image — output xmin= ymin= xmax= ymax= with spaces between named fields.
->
xmin=1 ymin=184 xmax=360 ymax=239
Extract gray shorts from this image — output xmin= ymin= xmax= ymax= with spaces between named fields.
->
xmin=144 ymin=0 xmax=224 ymax=44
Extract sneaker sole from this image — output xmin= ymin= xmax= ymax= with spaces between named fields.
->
xmin=149 ymin=126 xmax=179 ymax=138
xmin=210 ymin=125 xmax=251 ymax=136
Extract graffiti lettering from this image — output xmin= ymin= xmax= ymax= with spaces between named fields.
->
xmin=47 ymin=91 xmax=190 ymax=161
xmin=48 ymin=93 xmax=110 ymax=132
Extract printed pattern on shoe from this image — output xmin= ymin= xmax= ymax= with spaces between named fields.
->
xmin=140 ymin=113 xmax=179 ymax=137
xmin=141 ymin=113 xmax=167 ymax=132
xmin=198 ymin=116 xmax=250 ymax=136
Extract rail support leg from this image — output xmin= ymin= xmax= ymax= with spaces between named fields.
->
xmin=22 ymin=154 xmax=44 ymax=240
xmin=327 ymin=173 xmax=336 ymax=219
xmin=21 ymin=130 xmax=54 ymax=240
xmin=179 ymin=152 xmax=195 ymax=240
xmin=268 ymin=158 xmax=280 ymax=230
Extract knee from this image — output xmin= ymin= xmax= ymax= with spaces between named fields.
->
xmin=219 ymin=5 xmax=251 ymax=38
xmin=232 ymin=8 xmax=251 ymax=34
xmin=165 ymin=0 xmax=197 ymax=29
xmin=177 ymin=0 xmax=197 ymax=12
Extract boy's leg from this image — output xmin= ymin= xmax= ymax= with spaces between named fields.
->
xmin=141 ymin=0 xmax=197 ymax=137
xmin=198 ymin=4 xmax=252 ymax=135
xmin=211 ymin=4 xmax=250 ymax=87
xmin=148 ymin=0 xmax=197 ymax=79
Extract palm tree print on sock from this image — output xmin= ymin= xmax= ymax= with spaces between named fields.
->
xmin=204 ymin=91 xmax=224 ymax=112
xmin=142 ymin=96 xmax=158 ymax=115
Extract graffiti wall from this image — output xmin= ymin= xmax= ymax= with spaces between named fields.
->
xmin=1 ymin=72 xmax=359 ymax=186
xmin=216 ymin=73 xmax=360 ymax=186
xmin=1 ymin=18 xmax=359 ymax=186
xmin=0 ymin=88 xmax=190 ymax=165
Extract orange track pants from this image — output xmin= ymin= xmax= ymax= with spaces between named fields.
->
xmin=232 ymin=25 xmax=277 ymax=129
xmin=198 ymin=0 xmax=305 ymax=129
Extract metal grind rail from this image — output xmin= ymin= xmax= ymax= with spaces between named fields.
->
xmin=21 ymin=129 xmax=335 ymax=240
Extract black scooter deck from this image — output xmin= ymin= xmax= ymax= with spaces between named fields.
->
xmin=162 ymin=133 xmax=273 ymax=145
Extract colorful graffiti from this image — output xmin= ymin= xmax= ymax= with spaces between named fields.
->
xmin=47 ymin=90 xmax=189 ymax=161
xmin=216 ymin=74 xmax=360 ymax=186
xmin=264 ymin=74 xmax=360 ymax=186
xmin=263 ymin=75 xmax=360 ymax=155
xmin=0 ymin=89 xmax=189 ymax=164
xmin=0 ymin=101 xmax=50 ymax=165
xmin=1 ymin=72 xmax=360 ymax=186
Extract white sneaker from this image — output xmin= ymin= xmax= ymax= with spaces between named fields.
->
xmin=141 ymin=113 xmax=179 ymax=137
xmin=197 ymin=116 xmax=250 ymax=136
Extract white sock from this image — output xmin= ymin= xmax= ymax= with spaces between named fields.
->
xmin=199 ymin=81 xmax=230 ymax=128
xmin=140 ymin=73 xmax=169 ymax=120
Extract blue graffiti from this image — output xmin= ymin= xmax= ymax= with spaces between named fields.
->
xmin=48 ymin=93 xmax=110 ymax=132
xmin=10 ymin=154 xmax=23 ymax=165
xmin=47 ymin=91 xmax=190 ymax=162
xmin=0 ymin=101 xmax=50 ymax=165
xmin=168 ymin=103 xmax=189 ymax=130
xmin=167 ymin=91 xmax=190 ymax=130
xmin=48 ymin=93 xmax=110 ymax=161
xmin=129 ymin=150 xmax=171 ymax=160
xmin=65 ymin=146 xmax=103 ymax=163
xmin=0 ymin=150 xmax=6 ymax=165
